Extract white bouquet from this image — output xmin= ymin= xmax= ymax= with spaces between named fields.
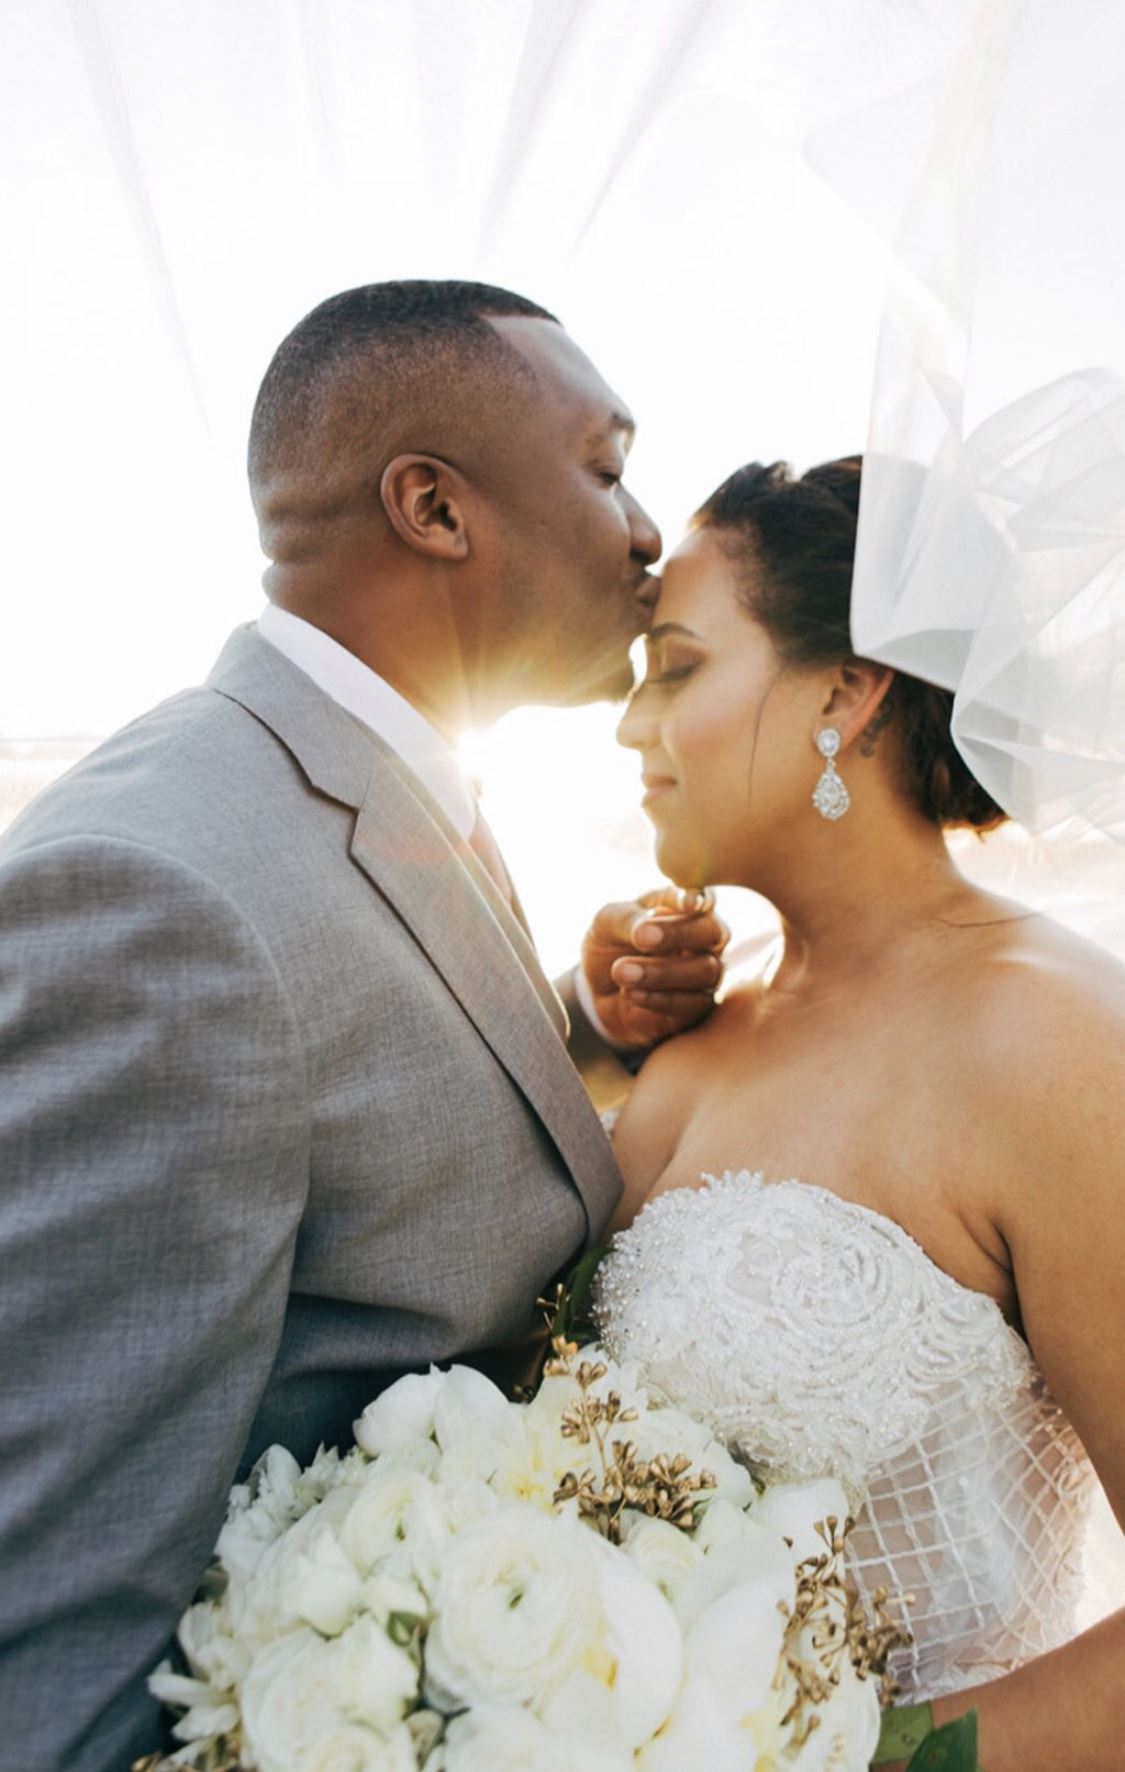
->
xmin=140 ymin=1341 xmax=901 ymax=1772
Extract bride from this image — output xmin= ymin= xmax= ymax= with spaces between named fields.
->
xmin=592 ymin=456 xmax=1125 ymax=1770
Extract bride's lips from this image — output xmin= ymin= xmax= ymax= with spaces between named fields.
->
xmin=641 ymin=775 xmax=676 ymax=809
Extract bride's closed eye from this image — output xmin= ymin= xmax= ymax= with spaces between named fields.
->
xmin=645 ymin=663 xmax=697 ymax=688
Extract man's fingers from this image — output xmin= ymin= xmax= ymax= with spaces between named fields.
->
xmin=619 ymin=989 xmax=715 ymax=1028
xmin=589 ymin=892 xmax=727 ymax=956
xmin=628 ymin=912 xmax=729 ymax=956
xmin=611 ymin=954 xmax=723 ymax=993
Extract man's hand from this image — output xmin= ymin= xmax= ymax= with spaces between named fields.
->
xmin=580 ymin=886 xmax=729 ymax=1050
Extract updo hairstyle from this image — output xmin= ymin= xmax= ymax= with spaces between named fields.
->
xmin=694 ymin=457 xmax=1007 ymax=832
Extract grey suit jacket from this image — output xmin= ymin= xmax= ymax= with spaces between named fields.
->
xmin=0 ymin=627 xmax=622 ymax=1772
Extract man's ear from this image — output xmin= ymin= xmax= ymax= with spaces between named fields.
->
xmin=819 ymin=660 xmax=895 ymax=751
xmin=380 ymin=455 xmax=471 ymax=561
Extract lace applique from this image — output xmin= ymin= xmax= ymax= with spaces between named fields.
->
xmin=593 ymin=1171 xmax=1093 ymax=1701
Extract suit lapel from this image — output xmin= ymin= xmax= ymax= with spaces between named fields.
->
xmin=207 ymin=625 xmax=621 ymax=1243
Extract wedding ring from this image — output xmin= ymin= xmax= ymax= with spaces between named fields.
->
xmin=676 ymin=886 xmax=715 ymax=916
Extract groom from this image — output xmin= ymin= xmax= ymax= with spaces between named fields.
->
xmin=0 ymin=281 xmax=723 ymax=1772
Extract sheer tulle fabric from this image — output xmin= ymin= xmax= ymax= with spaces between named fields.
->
xmin=594 ymin=1173 xmax=1093 ymax=1702
xmin=830 ymin=0 xmax=1125 ymax=845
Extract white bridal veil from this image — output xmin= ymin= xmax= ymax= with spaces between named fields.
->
xmin=839 ymin=0 xmax=1125 ymax=850
xmin=3 ymin=0 xmax=1123 ymax=858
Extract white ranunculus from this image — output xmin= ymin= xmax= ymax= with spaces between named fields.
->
xmin=354 ymin=1370 xmax=446 ymax=1456
xmin=304 ymin=1722 xmax=419 ymax=1772
xmin=241 ymin=1619 xmax=418 ymax=1772
xmin=340 ymin=1465 xmax=450 ymax=1594
xmin=690 ymin=1495 xmax=761 ymax=1557
xmin=230 ymin=1484 xmax=359 ymax=1642
xmin=619 ymin=1513 xmax=704 ymax=1603
xmin=422 ymin=1505 xmax=601 ymax=1713
xmin=787 ymin=1669 xmax=881 ymax=1772
xmin=282 ymin=1518 xmax=366 ymax=1637
xmin=439 ymin=1704 xmax=633 ymax=1772
xmin=217 ymin=1445 xmax=304 ymax=1584
xmin=429 ymin=1365 xmax=522 ymax=1483
xmin=435 ymin=1475 xmax=498 ymax=1534
xmin=148 ymin=1662 xmax=239 ymax=1749
xmin=177 ymin=1599 xmax=250 ymax=1690
xmin=638 ymin=1535 xmax=796 ymax=1772
xmin=406 ymin=1707 xmax=446 ymax=1761
xmin=751 ymin=1477 xmax=852 ymax=1568
xmin=671 ymin=1517 xmax=793 ymax=1631
xmin=361 ymin=1568 xmax=430 ymax=1630
xmin=540 ymin=1534 xmax=683 ymax=1754
xmin=483 ymin=1391 xmax=579 ymax=1513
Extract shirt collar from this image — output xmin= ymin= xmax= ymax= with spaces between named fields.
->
xmin=256 ymin=604 xmax=477 ymax=839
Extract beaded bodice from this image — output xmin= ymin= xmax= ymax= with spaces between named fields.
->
xmin=593 ymin=1171 xmax=1094 ymax=1702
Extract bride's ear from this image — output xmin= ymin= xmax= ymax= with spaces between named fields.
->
xmin=818 ymin=661 xmax=895 ymax=750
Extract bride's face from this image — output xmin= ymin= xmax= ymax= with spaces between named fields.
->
xmin=617 ymin=527 xmax=826 ymax=887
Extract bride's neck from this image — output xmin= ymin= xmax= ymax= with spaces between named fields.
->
xmin=763 ymin=817 xmax=1002 ymax=993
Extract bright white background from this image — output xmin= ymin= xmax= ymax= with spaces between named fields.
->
xmin=3 ymin=0 xmax=1124 ymax=1618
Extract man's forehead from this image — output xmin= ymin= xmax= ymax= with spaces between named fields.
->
xmin=488 ymin=313 xmax=634 ymax=437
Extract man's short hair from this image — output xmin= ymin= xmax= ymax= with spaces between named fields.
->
xmin=248 ymin=279 xmax=558 ymax=494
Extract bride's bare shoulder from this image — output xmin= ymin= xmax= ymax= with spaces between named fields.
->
xmin=961 ymin=913 xmax=1125 ymax=1149
xmin=970 ymin=913 xmax=1125 ymax=1027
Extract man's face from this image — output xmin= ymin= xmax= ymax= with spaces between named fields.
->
xmin=477 ymin=316 xmax=662 ymax=708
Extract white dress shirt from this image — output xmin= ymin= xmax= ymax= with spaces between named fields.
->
xmin=256 ymin=603 xmax=477 ymax=840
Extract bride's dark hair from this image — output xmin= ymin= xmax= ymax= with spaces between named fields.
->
xmin=693 ymin=456 xmax=1007 ymax=832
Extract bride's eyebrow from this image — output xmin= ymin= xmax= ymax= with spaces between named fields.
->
xmin=646 ymin=621 xmax=704 ymax=646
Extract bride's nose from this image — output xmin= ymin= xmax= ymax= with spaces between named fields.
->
xmin=616 ymin=688 xmax=652 ymax=751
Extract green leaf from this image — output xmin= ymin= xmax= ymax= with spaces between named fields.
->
xmin=552 ymin=1246 xmax=609 ymax=1344
xmin=905 ymin=1709 xmax=979 ymax=1771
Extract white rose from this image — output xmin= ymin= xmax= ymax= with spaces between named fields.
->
xmin=751 ymin=1477 xmax=852 ymax=1568
xmin=619 ymin=1514 xmax=703 ymax=1604
xmin=241 ymin=1619 xmax=418 ymax=1772
xmin=355 ymin=1370 xmax=446 ymax=1456
xmin=305 ymin=1722 xmax=418 ymax=1772
xmin=439 ymin=1704 xmax=632 ymax=1772
xmin=423 ymin=1506 xmax=601 ymax=1712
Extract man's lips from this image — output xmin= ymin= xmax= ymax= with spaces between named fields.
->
xmin=635 ymin=574 xmax=660 ymax=615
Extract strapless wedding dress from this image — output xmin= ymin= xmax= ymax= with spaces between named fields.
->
xmin=592 ymin=1171 xmax=1094 ymax=1702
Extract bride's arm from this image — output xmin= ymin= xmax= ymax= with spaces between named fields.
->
xmin=885 ymin=969 xmax=1125 ymax=1772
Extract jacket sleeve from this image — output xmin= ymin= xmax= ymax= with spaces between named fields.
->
xmin=554 ymin=964 xmax=640 ymax=1113
xmin=0 ymin=835 xmax=310 ymax=1772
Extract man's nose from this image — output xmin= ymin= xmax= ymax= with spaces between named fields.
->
xmin=624 ymin=488 xmax=662 ymax=565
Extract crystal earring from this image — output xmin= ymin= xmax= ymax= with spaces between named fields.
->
xmin=812 ymin=727 xmax=850 ymax=820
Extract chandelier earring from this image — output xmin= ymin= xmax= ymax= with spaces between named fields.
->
xmin=812 ymin=727 xmax=850 ymax=821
